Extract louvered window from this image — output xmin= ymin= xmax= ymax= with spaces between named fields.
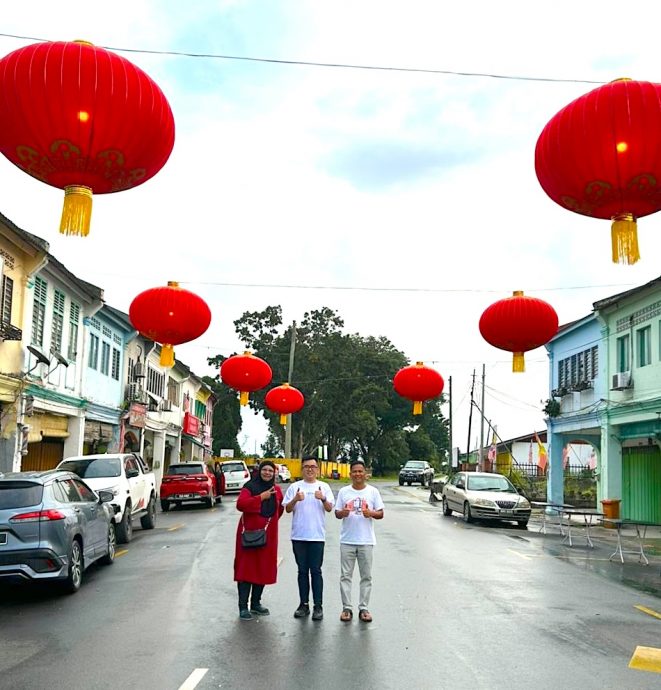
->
xmin=1 ymin=275 xmax=13 ymax=324
xmin=51 ymin=290 xmax=65 ymax=353
xmin=31 ymin=277 xmax=47 ymax=346
xmin=67 ymin=303 xmax=80 ymax=361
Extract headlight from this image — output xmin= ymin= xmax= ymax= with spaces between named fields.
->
xmin=473 ymin=498 xmax=496 ymax=507
xmin=518 ymin=498 xmax=531 ymax=508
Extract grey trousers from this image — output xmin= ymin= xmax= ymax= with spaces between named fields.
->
xmin=339 ymin=543 xmax=373 ymax=610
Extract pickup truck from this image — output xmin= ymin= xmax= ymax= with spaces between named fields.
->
xmin=57 ymin=453 xmax=157 ymax=543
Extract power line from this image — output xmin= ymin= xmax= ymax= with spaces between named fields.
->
xmin=0 ymin=32 xmax=605 ymax=85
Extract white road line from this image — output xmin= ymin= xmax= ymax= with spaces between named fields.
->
xmin=178 ymin=668 xmax=208 ymax=690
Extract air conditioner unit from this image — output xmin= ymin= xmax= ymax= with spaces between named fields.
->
xmin=161 ymin=400 xmax=172 ymax=412
xmin=133 ymin=361 xmax=145 ymax=380
xmin=611 ymin=372 xmax=632 ymax=391
xmin=126 ymin=382 xmax=143 ymax=401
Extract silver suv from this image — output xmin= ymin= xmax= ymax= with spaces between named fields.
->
xmin=0 ymin=470 xmax=116 ymax=593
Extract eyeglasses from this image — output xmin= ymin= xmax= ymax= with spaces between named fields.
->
xmin=302 ymin=465 xmax=318 ymax=469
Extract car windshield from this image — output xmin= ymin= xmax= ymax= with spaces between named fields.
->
xmin=0 ymin=481 xmax=44 ymax=509
xmin=167 ymin=464 xmax=204 ymax=475
xmin=222 ymin=463 xmax=245 ymax=473
xmin=404 ymin=462 xmax=425 ymax=469
xmin=467 ymin=475 xmax=516 ymax=492
xmin=59 ymin=458 xmax=121 ymax=478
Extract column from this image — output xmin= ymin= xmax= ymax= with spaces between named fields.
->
xmin=547 ymin=428 xmax=564 ymax=505
xmin=599 ymin=422 xmax=622 ymax=503
xmin=152 ymin=430 xmax=166 ymax=488
xmin=63 ymin=413 xmax=85 ymax=458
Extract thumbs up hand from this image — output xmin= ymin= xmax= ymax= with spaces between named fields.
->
xmin=295 ymin=488 xmax=305 ymax=502
xmin=314 ymin=486 xmax=324 ymax=500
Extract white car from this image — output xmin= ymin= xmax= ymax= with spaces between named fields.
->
xmin=442 ymin=471 xmax=531 ymax=528
xmin=276 ymin=464 xmax=291 ymax=483
xmin=219 ymin=460 xmax=251 ymax=492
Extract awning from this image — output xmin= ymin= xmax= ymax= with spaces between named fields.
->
xmin=182 ymin=434 xmax=213 ymax=454
xmin=26 ymin=413 xmax=69 ymax=443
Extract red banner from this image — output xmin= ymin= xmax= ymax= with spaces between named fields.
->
xmin=183 ymin=412 xmax=200 ymax=436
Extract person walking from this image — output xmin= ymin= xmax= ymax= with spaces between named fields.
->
xmin=234 ymin=460 xmax=284 ymax=620
xmin=334 ymin=460 xmax=384 ymax=623
xmin=283 ymin=455 xmax=335 ymax=621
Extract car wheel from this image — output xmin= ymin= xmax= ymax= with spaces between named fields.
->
xmin=140 ymin=495 xmax=156 ymax=529
xmin=398 ymin=480 xmax=403 ymax=486
xmin=161 ymin=499 xmax=170 ymax=512
xmin=62 ymin=538 xmax=83 ymax=594
xmin=99 ymin=524 xmax=116 ymax=566
xmin=463 ymin=502 xmax=473 ymax=523
xmin=116 ymin=503 xmax=133 ymax=543
xmin=442 ymin=497 xmax=452 ymax=516
xmin=517 ymin=520 xmax=529 ymax=529
xmin=206 ymin=494 xmax=214 ymax=508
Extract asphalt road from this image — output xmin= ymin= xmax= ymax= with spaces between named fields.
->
xmin=0 ymin=481 xmax=659 ymax=690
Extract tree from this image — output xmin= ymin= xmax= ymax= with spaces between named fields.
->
xmin=202 ymin=374 xmax=242 ymax=457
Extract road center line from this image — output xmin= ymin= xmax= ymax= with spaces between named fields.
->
xmin=168 ymin=524 xmax=185 ymax=532
xmin=115 ymin=549 xmax=129 ymax=558
xmin=635 ymin=605 xmax=661 ymax=620
xmin=277 ymin=556 xmax=283 ymax=567
xmin=178 ymin=668 xmax=208 ymax=690
xmin=507 ymin=548 xmax=532 ymax=561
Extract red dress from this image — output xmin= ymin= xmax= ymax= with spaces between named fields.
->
xmin=233 ymin=486 xmax=284 ymax=585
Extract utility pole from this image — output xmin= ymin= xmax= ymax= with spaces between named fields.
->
xmin=448 ymin=375 xmax=453 ymax=472
xmin=284 ymin=320 xmax=297 ymax=459
xmin=466 ymin=369 xmax=475 ymax=466
xmin=479 ymin=363 xmax=486 ymax=471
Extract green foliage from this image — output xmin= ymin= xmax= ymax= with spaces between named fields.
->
xmin=201 ymin=375 xmax=242 ymax=457
xmin=543 ymin=398 xmax=561 ymax=418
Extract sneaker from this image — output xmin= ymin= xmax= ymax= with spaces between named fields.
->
xmin=312 ymin=605 xmax=323 ymax=621
xmin=239 ymin=609 xmax=253 ymax=620
xmin=294 ymin=604 xmax=310 ymax=618
xmin=250 ymin=603 xmax=270 ymax=616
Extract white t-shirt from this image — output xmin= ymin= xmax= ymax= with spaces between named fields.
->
xmin=283 ymin=480 xmax=335 ymax=541
xmin=335 ymin=484 xmax=385 ymax=545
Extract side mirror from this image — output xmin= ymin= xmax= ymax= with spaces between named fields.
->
xmin=126 ymin=468 xmax=139 ymax=479
xmin=98 ymin=489 xmax=114 ymax=503
xmin=456 ymin=482 xmax=465 ymax=490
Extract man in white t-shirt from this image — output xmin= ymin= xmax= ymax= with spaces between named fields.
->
xmin=334 ymin=460 xmax=384 ymax=623
xmin=283 ymin=455 xmax=335 ymax=621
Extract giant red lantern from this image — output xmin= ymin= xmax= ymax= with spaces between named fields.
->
xmin=0 ymin=40 xmax=175 ymax=237
xmin=536 ymin=78 xmax=661 ymax=265
xmin=129 ymin=281 xmax=211 ymax=368
xmin=479 ymin=291 xmax=558 ymax=372
xmin=394 ymin=362 xmax=444 ymax=415
xmin=220 ymin=352 xmax=272 ymax=406
xmin=265 ymin=383 xmax=305 ymax=425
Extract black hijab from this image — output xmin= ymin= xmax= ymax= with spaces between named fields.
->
xmin=243 ymin=460 xmax=277 ymax=517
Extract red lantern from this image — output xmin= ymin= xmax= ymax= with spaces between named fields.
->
xmin=129 ymin=281 xmax=211 ymax=368
xmin=393 ymin=362 xmax=444 ymax=415
xmin=264 ymin=383 xmax=305 ymax=425
xmin=0 ymin=40 xmax=175 ymax=237
xmin=220 ymin=352 xmax=272 ymax=406
xmin=535 ymin=78 xmax=661 ymax=264
xmin=479 ymin=291 xmax=558 ymax=372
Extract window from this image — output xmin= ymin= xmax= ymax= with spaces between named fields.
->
xmin=557 ymin=346 xmax=599 ymax=388
xmin=146 ymin=365 xmax=165 ymax=397
xmin=616 ymin=334 xmax=630 ymax=373
xmin=31 ymin=276 xmax=47 ymax=346
xmin=111 ymin=348 xmax=120 ymax=380
xmin=72 ymin=479 xmax=96 ymax=502
xmin=1 ymin=274 xmax=13 ymax=324
xmin=637 ymin=326 xmax=651 ymax=367
xmin=167 ymin=377 xmax=179 ymax=405
xmin=195 ymin=400 xmax=206 ymax=419
xmin=88 ymin=333 xmax=99 ymax=369
xmin=67 ymin=303 xmax=80 ymax=361
xmin=100 ymin=341 xmax=110 ymax=375
xmin=57 ymin=479 xmax=81 ymax=502
xmin=51 ymin=290 xmax=65 ymax=354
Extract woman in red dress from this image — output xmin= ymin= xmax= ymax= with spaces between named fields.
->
xmin=234 ymin=460 xmax=284 ymax=620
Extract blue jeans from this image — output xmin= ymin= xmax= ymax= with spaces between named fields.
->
xmin=292 ymin=540 xmax=325 ymax=606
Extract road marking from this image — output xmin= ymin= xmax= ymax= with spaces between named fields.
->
xmin=635 ymin=605 xmax=661 ymax=620
xmin=168 ymin=524 xmax=185 ymax=532
xmin=629 ymin=646 xmax=661 ymax=673
xmin=277 ymin=556 xmax=283 ymax=567
xmin=178 ymin=668 xmax=209 ymax=689
xmin=115 ymin=549 xmax=129 ymax=558
xmin=507 ymin=548 xmax=532 ymax=561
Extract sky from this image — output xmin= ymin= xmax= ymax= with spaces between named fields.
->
xmin=1 ymin=1 xmax=661 ymax=457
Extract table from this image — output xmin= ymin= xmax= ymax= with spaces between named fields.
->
xmin=560 ymin=509 xmax=604 ymax=548
xmin=531 ymin=502 xmax=574 ymax=535
xmin=602 ymin=518 xmax=661 ymax=565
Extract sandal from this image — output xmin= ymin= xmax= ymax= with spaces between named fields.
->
xmin=340 ymin=608 xmax=353 ymax=622
xmin=359 ymin=609 xmax=373 ymax=623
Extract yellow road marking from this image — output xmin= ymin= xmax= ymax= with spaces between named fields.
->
xmin=168 ymin=524 xmax=185 ymax=532
xmin=635 ymin=605 xmax=661 ymax=620
xmin=629 ymin=646 xmax=661 ymax=673
xmin=507 ymin=549 xmax=532 ymax=561
xmin=115 ymin=549 xmax=129 ymax=558
xmin=277 ymin=556 xmax=283 ymax=567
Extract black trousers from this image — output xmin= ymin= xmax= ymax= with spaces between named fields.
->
xmin=292 ymin=540 xmax=325 ymax=606
xmin=237 ymin=581 xmax=265 ymax=610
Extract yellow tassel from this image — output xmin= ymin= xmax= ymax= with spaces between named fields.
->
xmin=413 ymin=400 xmax=423 ymax=415
xmin=159 ymin=344 xmax=175 ymax=368
xmin=60 ymin=185 xmax=93 ymax=237
xmin=513 ymin=352 xmax=525 ymax=373
xmin=240 ymin=391 xmax=249 ymax=406
xmin=611 ymin=214 xmax=640 ymax=265
xmin=280 ymin=414 xmax=287 ymax=425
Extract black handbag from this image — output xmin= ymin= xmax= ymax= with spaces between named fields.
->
xmin=241 ymin=517 xmax=271 ymax=548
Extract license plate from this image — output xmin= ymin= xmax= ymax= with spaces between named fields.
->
xmin=228 ymin=483 xmax=238 ymax=488
xmin=175 ymin=494 xmax=195 ymax=499
xmin=0 ymin=533 xmax=7 ymax=545
xmin=500 ymin=510 xmax=513 ymax=515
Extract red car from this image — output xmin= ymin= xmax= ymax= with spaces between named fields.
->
xmin=160 ymin=462 xmax=223 ymax=511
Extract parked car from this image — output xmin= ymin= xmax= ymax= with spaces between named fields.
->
xmin=57 ymin=453 xmax=157 ymax=544
xmin=442 ymin=471 xmax=531 ymax=528
xmin=219 ymin=460 xmax=251 ymax=492
xmin=160 ymin=463 xmax=220 ymax=511
xmin=0 ymin=470 xmax=116 ymax=593
xmin=276 ymin=464 xmax=291 ymax=483
xmin=399 ymin=461 xmax=434 ymax=487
